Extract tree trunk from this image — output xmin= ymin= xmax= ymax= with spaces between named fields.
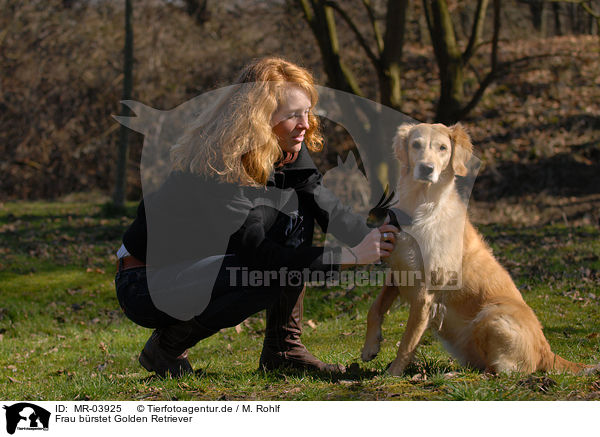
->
xmin=552 ymin=2 xmax=563 ymax=35
xmin=424 ymin=0 xmax=499 ymax=124
xmin=425 ymin=0 xmax=465 ymax=124
xmin=529 ymin=0 xmax=545 ymax=32
xmin=375 ymin=0 xmax=409 ymax=192
xmin=113 ymin=0 xmax=133 ymax=208
xmin=296 ymin=0 xmax=410 ymax=198
xmin=184 ymin=0 xmax=210 ymax=26
xmin=379 ymin=0 xmax=408 ymax=111
xmin=299 ymin=0 xmax=362 ymax=95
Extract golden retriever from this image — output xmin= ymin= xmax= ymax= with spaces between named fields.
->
xmin=361 ymin=122 xmax=595 ymax=375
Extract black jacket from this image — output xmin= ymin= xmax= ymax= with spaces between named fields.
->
xmin=122 ymin=144 xmax=370 ymax=273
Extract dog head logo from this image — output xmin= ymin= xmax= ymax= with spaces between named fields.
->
xmin=322 ymin=152 xmax=370 ymax=211
xmin=112 ymin=83 xmax=418 ymax=319
xmin=112 ymin=83 xmax=479 ymax=317
xmin=3 ymin=403 xmax=50 ymax=435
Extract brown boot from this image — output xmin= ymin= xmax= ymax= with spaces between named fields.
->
xmin=259 ymin=286 xmax=345 ymax=374
xmin=139 ymin=319 xmax=215 ymax=378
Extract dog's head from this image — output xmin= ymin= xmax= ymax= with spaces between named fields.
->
xmin=393 ymin=122 xmax=472 ymax=183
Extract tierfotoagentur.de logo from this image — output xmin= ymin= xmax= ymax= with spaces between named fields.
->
xmin=2 ymin=403 xmax=50 ymax=435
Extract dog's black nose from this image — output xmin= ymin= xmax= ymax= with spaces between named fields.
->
xmin=419 ymin=163 xmax=434 ymax=176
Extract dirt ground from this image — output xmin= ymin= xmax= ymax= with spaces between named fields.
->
xmin=469 ymin=193 xmax=600 ymax=227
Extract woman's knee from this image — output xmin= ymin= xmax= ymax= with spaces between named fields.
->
xmin=115 ymin=269 xmax=178 ymax=328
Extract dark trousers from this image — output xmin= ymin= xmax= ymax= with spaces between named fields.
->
xmin=115 ymin=258 xmax=302 ymax=333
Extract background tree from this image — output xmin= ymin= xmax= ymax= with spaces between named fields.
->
xmin=182 ymin=0 xmax=211 ymax=26
xmin=557 ymin=0 xmax=600 ymax=33
xmin=1 ymin=0 xmax=597 ymax=201
xmin=295 ymin=0 xmax=362 ymax=96
xmin=518 ymin=0 xmax=599 ymax=35
xmin=296 ymin=0 xmax=408 ymax=109
xmin=113 ymin=0 xmax=134 ymax=209
xmin=423 ymin=0 xmax=502 ymax=123
xmin=520 ymin=0 xmax=547 ymax=32
xmin=296 ymin=0 xmax=409 ymax=195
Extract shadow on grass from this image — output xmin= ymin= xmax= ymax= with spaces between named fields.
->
xmin=475 ymin=149 xmax=600 ymax=200
xmin=0 ymin=204 xmax=137 ymax=222
xmin=255 ymin=365 xmax=380 ymax=383
xmin=543 ymin=325 xmax=594 ymax=336
xmin=136 ymin=368 xmax=209 ymax=383
xmin=3 ymin=219 xmax=127 ymax=244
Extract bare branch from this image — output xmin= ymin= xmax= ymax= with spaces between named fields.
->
xmin=459 ymin=52 xmax=565 ymax=119
xmin=324 ymin=0 xmax=381 ymax=69
xmin=491 ymin=0 xmax=501 ymax=72
xmin=361 ymin=0 xmax=384 ymax=53
xmin=463 ymin=0 xmax=490 ymax=63
xmin=544 ymin=0 xmax=600 ymax=32
xmin=545 ymin=0 xmax=598 ymax=16
xmin=298 ymin=0 xmax=315 ymax=28
xmin=423 ymin=0 xmax=434 ymax=36
xmin=458 ymin=69 xmax=498 ymax=120
xmin=580 ymin=1 xmax=600 ymax=19
xmin=459 ymin=0 xmax=501 ymax=119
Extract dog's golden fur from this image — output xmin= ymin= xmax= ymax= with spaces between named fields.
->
xmin=362 ymin=123 xmax=594 ymax=375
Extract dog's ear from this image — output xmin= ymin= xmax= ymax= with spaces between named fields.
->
xmin=393 ymin=123 xmax=413 ymax=176
xmin=449 ymin=123 xmax=472 ymax=177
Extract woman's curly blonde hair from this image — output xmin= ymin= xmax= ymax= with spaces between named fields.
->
xmin=170 ymin=57 xmax=323 ymax=186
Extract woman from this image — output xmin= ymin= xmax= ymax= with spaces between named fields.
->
xmin=115 ymin=57 xmax=398 ymax=377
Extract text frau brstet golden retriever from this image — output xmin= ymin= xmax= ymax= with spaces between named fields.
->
xmin=362 ymin=123 xmax=597 ymax=375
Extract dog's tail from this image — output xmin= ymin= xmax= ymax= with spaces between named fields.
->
xmin=543 ymin=351 xmax=595 ymax=374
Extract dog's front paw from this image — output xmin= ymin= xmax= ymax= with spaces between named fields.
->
xmin=361 ymin=343 xmax=380 ymax=362
xmin=386 ymin=364 xmax=406 ymax=377
xmin=386 ymin=358 xmax=408 ymax=376
xmin=361 ymin=332 xmax=382 ymax=362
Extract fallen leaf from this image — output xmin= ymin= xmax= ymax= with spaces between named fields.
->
xmin=306 ymin=319 xmax=317 ymax=329
xmin=234 ymin=324 xmax=243 ymax=334
xmin=518 ymin=375 xmax=556 ymax=393
xmin=411 ymin=373 xmax=427 ymax=382
xmin=7 ymin=376 xmax=22 ymax=384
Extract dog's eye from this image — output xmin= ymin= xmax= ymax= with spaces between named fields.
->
xmin=411 ymin=142 xmax=420 ymax=149
xmin=440 ymin=145 xmax=447 ymax=151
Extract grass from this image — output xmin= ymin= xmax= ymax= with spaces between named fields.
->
xmin=0 ymin=198 xmax=599 ymax=401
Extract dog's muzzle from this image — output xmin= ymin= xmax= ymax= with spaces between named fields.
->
xmin=415 ymin=163 xmax=435 ymax=181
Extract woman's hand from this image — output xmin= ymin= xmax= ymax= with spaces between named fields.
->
xmin=378 ymin=223 xmax=399 ymax=258
xmin=341 ymin=225 xmax=399 ymax=265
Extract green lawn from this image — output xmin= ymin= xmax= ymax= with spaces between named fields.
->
xmin=0 ymin=198 xmax=599 ymax=400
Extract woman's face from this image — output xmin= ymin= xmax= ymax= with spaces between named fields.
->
xmin=271 ymin=86 xmax=311 ymax=154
